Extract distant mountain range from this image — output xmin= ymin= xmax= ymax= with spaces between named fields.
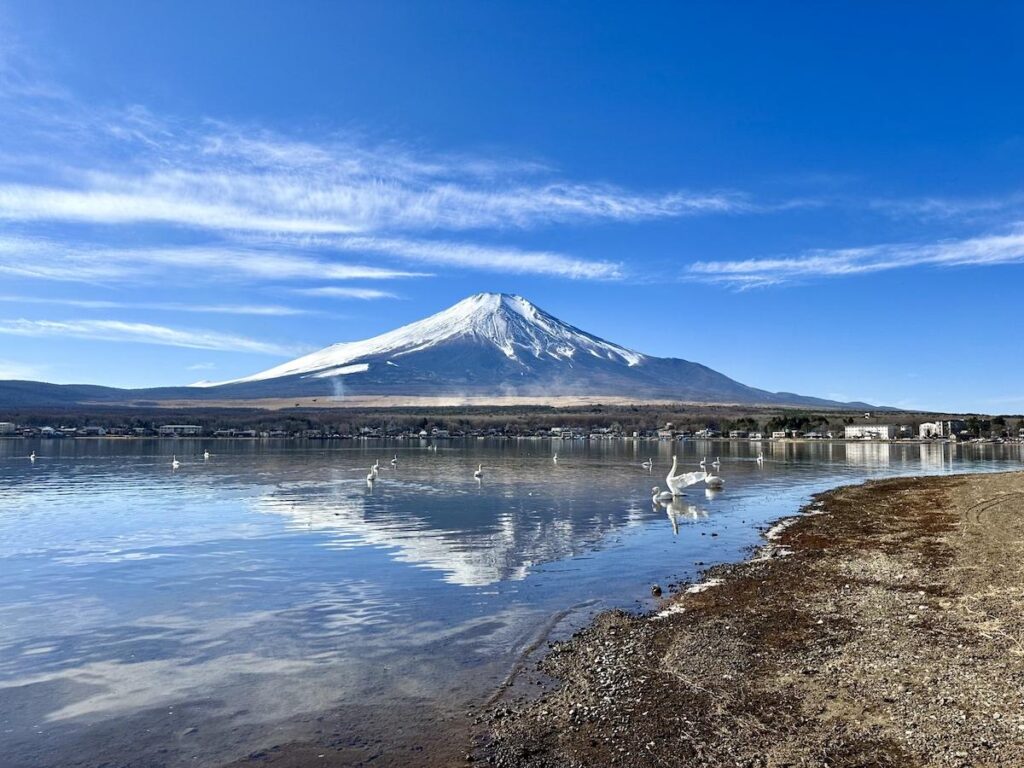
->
xmin=0 ymin=293 xmax=874 ymax=409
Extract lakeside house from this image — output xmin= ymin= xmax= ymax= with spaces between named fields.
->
xmin=157 ymin=424 xmax=203 ymax=437
xmin=919 ymin=419 xmax=968 ymax=438
xmin=804 ymin=430 xmax=830 ymax=439
xmin=0 ymin=422 xmax=16 ymax=435
xmin=844 ymin=424 xmax=897 ymax=440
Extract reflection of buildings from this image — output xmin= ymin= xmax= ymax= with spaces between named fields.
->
xmin=844 ymin=442 xmax=892 ymax=467
xmin=919 ymin=443 xmax=953 ymax=472
xmin=255 ymin=481 xmax=655 ymax=587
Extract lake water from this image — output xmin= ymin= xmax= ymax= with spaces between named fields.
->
xmin=1 ymin=438 xmax=1021 ymax=767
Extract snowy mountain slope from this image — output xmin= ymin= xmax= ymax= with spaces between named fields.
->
xmin=199 ymin=293 xmax=645 ymax=387
xmin=0 ymin=293 xmax=873 ymax=407
xmin=180 ymin=293 xmax=857 ymax=406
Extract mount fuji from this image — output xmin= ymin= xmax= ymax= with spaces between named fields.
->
xmin=0 ymin=293 xmax=869 ymax=407
xmin=187 ymin=292 xmax=857 ymax=406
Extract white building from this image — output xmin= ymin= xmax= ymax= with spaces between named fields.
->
xmin=845 ymin=424 xmax=896 ymax=440
xmin=0 ymin=422 xmax=16 ymax=435
xmin=158 ymin=424 xmax=203 ymax=437
xmin=918 ymin=420 xmax=967 ymax=438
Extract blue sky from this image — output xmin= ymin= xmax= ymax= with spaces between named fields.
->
xmin=0 ymin=2 xmax=1021 ymax=412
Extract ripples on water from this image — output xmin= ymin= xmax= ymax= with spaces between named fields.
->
xmin=0 ymin=438 xmax=1020 ymax=766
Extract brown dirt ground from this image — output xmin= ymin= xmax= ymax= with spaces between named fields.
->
xmin=477 ymin=471 xmax=1024 ymax=767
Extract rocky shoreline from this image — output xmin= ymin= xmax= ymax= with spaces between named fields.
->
xmin=475 ymin=471 xmax=1024 ymax=767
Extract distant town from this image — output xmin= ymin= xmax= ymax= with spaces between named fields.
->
xmin=1 ymin=409 xmax=1021 ymax=443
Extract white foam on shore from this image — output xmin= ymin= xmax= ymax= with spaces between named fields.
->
xmin=765 ymin=517 xmax=798 ymax=541
xmin=653 ymin=579 xmax=726 ymax=619
xmin=686 ymin=578 xmax=725 ymax=593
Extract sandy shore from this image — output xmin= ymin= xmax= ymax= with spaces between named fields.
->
xmin=478 ymin=471 xmax=1024 ymax=767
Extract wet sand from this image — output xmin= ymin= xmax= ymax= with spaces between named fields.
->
xmin=478 ymin=471 xmax=1024 ymax=767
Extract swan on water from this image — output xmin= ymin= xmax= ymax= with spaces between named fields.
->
xmin=473 ymin=463 xmax=483 ymax=479
xmin=171 ymin=455 xmax=180 ymax=469
xmin=666 ymin=455 xmax=707 ymax=496
xmin=391 ymin=454 xmax=398 ymax=466
xmin=552 ymin=453 xmax=558 ymax=463
xmin=203 ymin=450 xmax=210 ymax=460
xmin=651 ymin=486 xmax=674 ymax=502
xmin=705 ymin=472 xmax=725 ymax=489
xmin=641 ymin=458 xmax=653 ymax=470
xmin=366 ymin=467 xmax=376 ymax=482
xmin=699 ymin=456 xmax=706 ymax=468
xmin=712 ymin=456 xmax=721 ymax=469
xmin=756 ymin=452 xmax=764 ymax=465
xmin=29 ymin=451 xmax=36 ymax=462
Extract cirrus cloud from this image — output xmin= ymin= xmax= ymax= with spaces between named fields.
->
xmin=687 ymin=224 xmax=1024 ymax=289
xmin=0 ymin=318 xmax=301 ymax=355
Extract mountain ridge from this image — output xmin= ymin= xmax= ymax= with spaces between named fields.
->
xmin=0 ymin=293 xmax=877 ymax=409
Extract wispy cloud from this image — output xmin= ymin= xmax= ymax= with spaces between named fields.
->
xmin=294 ymin=286 xmax=399 ymax=300
xmin=0 ymin=294 xmax=314 ymax=316
xmin=868 ymin=193 xmax=1024 ymax=222
xmin=0 ymin=94 xmax=752 ymax=238
xmin=310 ymin=235 xmax=623 ymax=279
xmin=688 ymin=224 xmax=1024 ymax=289
xmin=0 ymin=232 xmax=623 ymax=285
xmin=0 ymin=319 xmax=298 ymax=355
xmin=0 ymin=89 xmax=749 ymax=286
xmin=186 ymin=362 xmax=216 ymax=371
xmin=0 ymin=172 xmax=745 ymax=235
xmin=0 ymin=236 xmax=426 ymax=285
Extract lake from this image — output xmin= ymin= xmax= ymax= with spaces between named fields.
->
xmin=1 ymin=438 xmax=1021 ymax=767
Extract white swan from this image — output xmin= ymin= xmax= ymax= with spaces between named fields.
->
xmin=29 ymin=451 xmax=36 ymax=462
xmin=473 ymin=463 xmax=483 ymax=479
xmin=203 ymin=450 xmax=210 ymax=460
xmin=705 ymin=471 xmax=725 ymax=489
xmin=756 ymin=452 xmax=764 ymax=465
xmin=366 ymin=466 xmax=376 ymax=482
xmin=641 ymin=458 xmax=653 ymax=470
xmin=651 ymin=486 xmax=674 ymax=502
xmin=552 ymin=453 xmax=558 ymax=463
xmin=391 ymin=454 xmax=398 ymax=466
xmin=666 ymin=455 xmax=707 ymax=496
xmin=712 ymin=456 xmax=721 ymax=468
xmin=699 ymin=456 xmax=706 ymax=468
xmin=171 ymin=455 xmax=180 ymax=469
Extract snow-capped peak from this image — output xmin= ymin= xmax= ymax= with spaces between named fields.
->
xmin=197 ymin=292 xmax=646 ymax=387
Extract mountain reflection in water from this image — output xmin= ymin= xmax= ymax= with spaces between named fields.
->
xmin=1 ymin=438 xmax=1020 ymax=767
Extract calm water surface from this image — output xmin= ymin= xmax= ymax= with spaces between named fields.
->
xmin=1 ymin=438 xmax=1021 ymax=766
